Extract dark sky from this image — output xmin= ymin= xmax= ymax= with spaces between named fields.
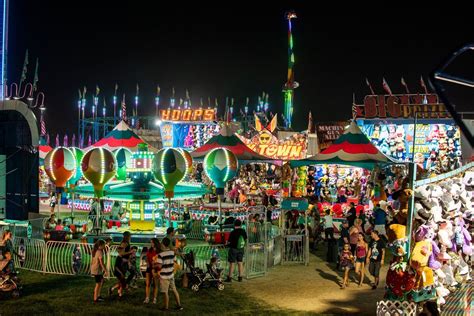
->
xmin=7 ymin=2 xmax=473 ymax=136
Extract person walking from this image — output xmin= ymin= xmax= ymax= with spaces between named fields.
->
xmin=349 ymin=219 xmax=363 ymax=254
xmin=110 ymin=231 xmax=135 ymax=298
xmin=354 ymin=232 xmax=368 ymax=287
xmin=91 ymin=239 xmax=108 ymax=303
xmin=372 ymin=203 xmax=388 ymax=238
xmin=225 ymin=219 xmax=247 ymax=282
xmin=366 ymin=230 xmax=385 ymax=290
xmin=339 ymin=243 xmax=354 ymax=289
xmin=144 ymin=238 xmax=161 ymax=304
xmin=157 ymin=237 xmax=183 ymax=311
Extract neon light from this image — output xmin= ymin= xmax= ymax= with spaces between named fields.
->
xmin=48 ymin=148 xmax=57 ymax=181
xmin=0 ymin=0 xmax=7 ymax=100
xmin=99 ymin=148 xmax=105 ymax=184
xmin=161 ymin=148 xmax=168 ymax=185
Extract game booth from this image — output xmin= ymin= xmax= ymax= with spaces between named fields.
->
xmin=353 ymin=93 xmax=463 ymax=177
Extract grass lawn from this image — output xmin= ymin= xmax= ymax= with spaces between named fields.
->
xmin=0 ymin=270 xmax=307 ymax=315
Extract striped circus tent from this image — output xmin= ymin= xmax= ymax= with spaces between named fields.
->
xmin=191 ymin=124 xmax=274 ymax=162
xmin=290 ymin=121 xmax=400 ymax=169
xmin=92 ymin=120 xmax=146 ymax=152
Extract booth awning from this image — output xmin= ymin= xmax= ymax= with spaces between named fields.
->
xmin=290 ymin=121 xmax=401 ymax=169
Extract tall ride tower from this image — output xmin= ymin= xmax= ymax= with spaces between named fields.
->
xmin=0 ymin=0 xmax=8 ymax=100
xmin=283 ymin=11 xmax=298 ymax=129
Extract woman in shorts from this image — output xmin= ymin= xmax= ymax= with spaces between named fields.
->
xmin=354 ymin=232 xmax=368 ymax=287
xmin=144 ymin=238 xmax=161 ymax=304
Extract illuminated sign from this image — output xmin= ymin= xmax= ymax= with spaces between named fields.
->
xmin=160 ymin=108 xmax=215 ymax=121
xmin=359 ymin=122 xmax=461 ymax=164
xmin=238 ymin=132 xmax=307 ymax=160
xmin=353 ymin=94 xmax=450 ymax=119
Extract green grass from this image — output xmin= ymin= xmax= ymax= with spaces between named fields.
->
xmin=0 ymin=270 xmax=315 ymax=315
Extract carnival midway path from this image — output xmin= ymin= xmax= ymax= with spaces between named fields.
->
xmin=33 ymin=201 xmax=472 ymax=315
xmin=235 ymin=246 xmax=389 ymax=315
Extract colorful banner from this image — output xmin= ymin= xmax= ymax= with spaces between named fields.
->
xmin=160 ymin=123 xmax=173 ymax=148
xmin=316 ymin=122 xmax=347 ymax=150
xmin=358 ymin=122 xmax=461 ymax=167
xmin=160 ymin=123 xmax=219 ymax=150
xmin=353 ymin=94 xmax=450 ymax=119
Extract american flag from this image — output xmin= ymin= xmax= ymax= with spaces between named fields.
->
xmin=382 ymin=77 xmax=393 ymax=95
xmin=365 ymin=77 xmax=375 ymax=95
xmin=40 ymin=117 xmax=46 ymax=136
xmin=420 ymin=76 xmax=428 ymax=94
xmin=401 ymin=77 xmax=410 ymax=94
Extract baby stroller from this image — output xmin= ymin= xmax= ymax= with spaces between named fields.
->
xmin=0 ymin=259 xmax=22 ymax=299
xmin=183 ymin=251 xmax=224 ymax=292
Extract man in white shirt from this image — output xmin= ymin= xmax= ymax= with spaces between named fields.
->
xmin=323 ymin=209 xmax=334 ymax=240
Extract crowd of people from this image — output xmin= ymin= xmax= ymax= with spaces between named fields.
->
xmin=87 ymin=220 xmax=247 ymax=310
xmin=90 ymin=229 xmax=183 ymax=311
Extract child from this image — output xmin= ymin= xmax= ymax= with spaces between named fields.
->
xmin=0 ymin=249 xmax=14 ymax=274
xmin=18 ymin=239 xmax=26 ymax=268
xmin=49 ymin=193 xmax=57 ymax=215
xmin=209 ymin=257 xmax=222 ymax=279
xmin=55 ymin=219 xmax=64 ymax=231
xmin=72 ymin=245 xmax=82 ymax=274
xmin=91 ymin=239 xmax=108 ymax=303
xmin=127 ymin=245 xmax=139 ymax=289
xmin=339 ymin=243 xmax=354 ymax=289
xmin=140 ymin=246 xmax=149 ymax=278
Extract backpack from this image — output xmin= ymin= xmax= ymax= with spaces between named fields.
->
xmin=237 ymin=235 xmax=246 ymax=249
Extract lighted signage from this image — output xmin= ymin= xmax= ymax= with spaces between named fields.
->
xmin=160 ymin=108 xmax=215 ymax=121
xmin=353 ymin=94 xmax=450 ymax=119
xmin=238 ymin=132 xmax=307 ymax=160
xmin=359 ymin=122 xmax=461 ymax=165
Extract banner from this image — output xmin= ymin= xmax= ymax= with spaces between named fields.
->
xmin=316 ymin=122 xmax=346 ymax=150
xmin=359 ymin=122 xmax=461 ymax=167
xmin=160 ymin=123 xmax=173 ymax=148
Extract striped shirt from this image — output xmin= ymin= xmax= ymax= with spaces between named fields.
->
xmin=157 ymin=250 xmax=175 ymax=279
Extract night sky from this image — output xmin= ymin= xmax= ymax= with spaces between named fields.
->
xmin=7 ymin=2 xmax=473 ymax=136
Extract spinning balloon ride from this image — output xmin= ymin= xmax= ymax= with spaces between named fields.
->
xmin=73 ymin=144 xmax=207 ymax=240
xmin=152 ymin=148 xmax=187 ymax=225
xmin=203 ymin=148 xmax=239 ymax=224
xmin=44 ymin=147 xmax=76 ymax=220
xmin=81 ymin=147 xmax=117 ymax=233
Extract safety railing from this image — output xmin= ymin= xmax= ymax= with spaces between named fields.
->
xmin=182 ymin=244 xmax=228 ymax=275
xmin=12 ymin=237 xmax=46 ymax=272
xmin=282 ymin=233 xmax=307 ymax=264
xmin=44 ymin=241 xmax=94 ymax=276
xmin=186 ymin=220 xmax=206 ymax=240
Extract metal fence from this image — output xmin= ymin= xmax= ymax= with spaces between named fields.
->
xmin=6 ymin=217 xmax=285 ymax=280
xmin=186 ymin=220 xmax=206 ymax=240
